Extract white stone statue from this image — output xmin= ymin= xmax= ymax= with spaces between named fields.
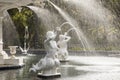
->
xmin=29 ymin=30 xmax=60 ymax=76
xmin=57 ymin=32 xmax=71 ymax=61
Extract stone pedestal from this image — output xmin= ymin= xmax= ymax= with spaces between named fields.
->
xmin=60 ymin=59 xmax=69 ymax=62
xmin=0 ymin=55 xmax=3 ymax=59
xmin=58 ymin=55 xmax=69 ymax=62
xmin=37 ymin=68 xmax=61 ymax=78
xmin=0 ymin=57 xmax=4 ymax=65
xmin=1 ymin=51 xmax=8 ymax=59
xmin=0 ymin=64 xmax=25 ymax=70
xmin=5 ymin=46 xmax=24 ymax=65
xmin=5 ymin=58 xmax=24 ymax=65
xmin=0 ymin=15 xmax=24 ymax=70
xmin=37 ymin=73 xmax=61 ymax=78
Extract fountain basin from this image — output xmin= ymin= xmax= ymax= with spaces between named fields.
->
xmin=0 ymin=57 xmax=25 ymax=70
xmin=5 ymin=58 xmax=24 ymax=65
xmin=0 ymin=57 xmax=4 ymax=64
xmin=0 ymin=51 xmax=120 ymax=80
xmin=0 ymin=64 xmax=24 ymax=70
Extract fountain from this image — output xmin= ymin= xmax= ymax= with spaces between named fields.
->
xmin=4 ymin=46 xmax=24 ymax=66
xmin=0 ymin=0 xmax=120 ymax=80
xmin=19 ymin=26 xmax=30 ymax=54
xmin=0 ymin=0 xmax=32 ymax=70
xmin=27 ymin=1 xmax=92 ymax=52
xmin=0 ymin=17 xmax=24 ymax=68
xmin=47 ymin=0 xmax=93 ymax=52
xmin=27 ymin=1 xmax=94 ymax=78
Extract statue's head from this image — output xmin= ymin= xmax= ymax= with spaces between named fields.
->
xmin=59 ymin=35 xmax=65 ymax=40
xmin=46 ymin=31 xmax=56 ymax=39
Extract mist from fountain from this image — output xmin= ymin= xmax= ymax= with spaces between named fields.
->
xmin=64 ymin=0 xmax=111 ymax=24
xmin=27 ymin=0 xmax=119 ymax=52
xmin=48 ymin=0 xmax=93 ymax=51
xmin=3 ymin=10 xmax=20 ymax=46
xmin=27 ymin=6 xmax=61 ymax=31
xmin=63 ymin=0 xmax=119 ymax=44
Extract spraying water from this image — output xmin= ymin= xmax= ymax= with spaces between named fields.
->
xmin=3 ymin=10 xmax=20 ymax=46
xmin=59 ymin=22 xmax=73 ymax=28
xmin=48 ymin=0 xmax=93 ymax=51
xmin=27 ymin=6 xmax=62 ymax=31
xmin=19 ymin=26 xmax=29 ymax=54
xmin=66 ymin=28 xmax=75 ymax=34
xmin=63 ymin=0 xmax=119 ymax=48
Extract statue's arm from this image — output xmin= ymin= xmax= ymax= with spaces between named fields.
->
xmin=65 ymin=36 xmax=71 ymax=42
xmin=44 ymin=38 xmax=51 ymax=44
xmin=64 ymin=32 xmax=71 ymax=42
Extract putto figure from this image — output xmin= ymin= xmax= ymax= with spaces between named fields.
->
xmin=57 ymin=32 xmax=71 ymax=61
xmin=29 ymin=29 xmax=61 ymax=78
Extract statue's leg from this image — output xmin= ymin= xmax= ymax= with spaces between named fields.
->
xmin=64 ymin=51 xmax=69 ymax=59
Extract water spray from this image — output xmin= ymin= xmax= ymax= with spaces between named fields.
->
xmin=59 ymin=22 xmax=74 ymax=29
xmin=66 ymin=28 xmax=76 ymax=34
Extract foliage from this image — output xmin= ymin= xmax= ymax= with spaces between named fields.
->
xmin=8 ymin=7 xmax=36 ymax=48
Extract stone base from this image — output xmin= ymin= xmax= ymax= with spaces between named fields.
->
xmin=0 ymin=55 xmax=3 ymax=59
xmin=0 ymin=51 xmax=8 ymax=64
xmin=0 ymin=64 xmax=24 ymax=70
xmin=0 ymin=59 xmax=4 ymax=64
xmin=0 ymin=55 xmax=4 ymax=64
xmin=4 ymin=58 xmax=23 ymax=65
xmin=1 ymin=51 xmax=8 ymax=59
xmin=27 ymin=54 xmax=36 ymax=56
xmin=60 ymin=59 xmax=69 ymax=62
xmin=22 ymin=52 xmax=27 ymax=55
xmin=37 ymin=73 xmax=61 ymax=78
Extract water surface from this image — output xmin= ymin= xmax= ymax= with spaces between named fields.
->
xmin=1 ymin=52 xmax=120 ymax=80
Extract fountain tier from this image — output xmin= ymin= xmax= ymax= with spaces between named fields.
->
xmin=0 ymin=17 xmax=24 ymax=70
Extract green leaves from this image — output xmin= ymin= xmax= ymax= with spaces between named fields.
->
xmin=12 ymin=8 xmax=33 ymax=27
xmin=111 ymin=0 xmax=120 ymax=2
xmin=8 ymin=7 xmax=36 ymax=47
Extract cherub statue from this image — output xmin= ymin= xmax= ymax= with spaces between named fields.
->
xmin=29 ymin=29 xmax=60 ymax=75
xmin=57 ymin=32 xmax=71 ymax=61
